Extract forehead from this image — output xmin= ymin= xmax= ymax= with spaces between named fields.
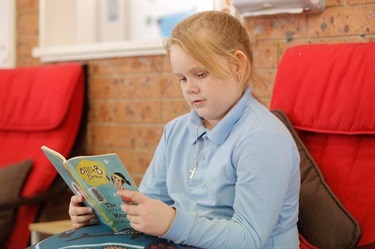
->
xmin=170 ymin=46 xmax=193 ymax=64
xmin=170 ymin=45 xmax=201 ymax=73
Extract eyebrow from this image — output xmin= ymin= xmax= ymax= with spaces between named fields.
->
xmin=173 ymin=66 xmax=205 ymax=76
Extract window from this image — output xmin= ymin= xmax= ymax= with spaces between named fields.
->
xmin=33 ymin=0 xmax=231 ymax=63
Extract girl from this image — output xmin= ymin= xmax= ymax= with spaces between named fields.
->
xmin=69 ymin=11 xmax=300 ymax=248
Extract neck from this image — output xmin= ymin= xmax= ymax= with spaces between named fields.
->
xmin=203 ymin=119 xmax=215 ymax=130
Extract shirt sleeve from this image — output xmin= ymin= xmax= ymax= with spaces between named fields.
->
xmin=139 ymin=127 xmax=174 ymax=206
xmin=161 ymin=128 xmax=300 ymax=248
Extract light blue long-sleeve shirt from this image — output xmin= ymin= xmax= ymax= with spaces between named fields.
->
xmin=139 ymin=89 xmax=300 ymax=248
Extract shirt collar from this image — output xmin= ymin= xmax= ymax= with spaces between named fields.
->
xmin=188 ymin=88 xmax=253 ymax=145
xmin=188 ymin=110 xmax=205 ymax=144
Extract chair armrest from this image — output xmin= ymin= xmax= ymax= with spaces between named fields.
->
xmin=0 ymin=177 xmax=68 ymax=211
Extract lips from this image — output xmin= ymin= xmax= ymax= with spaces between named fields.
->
xmin=192 ymin=99 xmax=205 ymax=106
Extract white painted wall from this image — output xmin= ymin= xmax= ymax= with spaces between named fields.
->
xmin=0 ymin=0 xmax=15 ymax=68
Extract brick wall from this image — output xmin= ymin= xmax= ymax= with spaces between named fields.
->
xmin=16 ymin=0 xmax=375 ymax=186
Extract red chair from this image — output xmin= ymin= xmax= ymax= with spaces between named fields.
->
xmin=271 ymin=43 xmax=375 ymax=248
xmin=0 ymin=63 xmax=85 ymax=249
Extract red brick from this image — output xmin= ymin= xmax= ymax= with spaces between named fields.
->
xmin=16 ymin=57 xmax=41 ymax=67
xmin=136 ymin=126 xmax=163 ymax=150
xmin=17 ymin=35 xmax=38 ymax=57
xmin=252 ymin=41 xmax=279 ymax=69
xmin=17 ymin=0 xmax=39 ymax=11
xmin=246 ymin=14 xmax=307 ymax=40
xmin=347 ymin=0 xmax=375 ymax=4
xmin=162 ymin=100 xmax=190 ymax=123
xmin=132 ymin=76 xmax=163 ymax=98
xmin=89 ymin=75 xmax=164 ymax=99
xmin=17 ymin=11 xmax=38 ymax=35
xmin=162 ymin=54 xmax=172 ymax=72
xmin=307 ymin=5 xmax=375 ymax=37
xmin=325 ymin=0 xmax=344 ymax=7
xmin=89 ymin=100 xmax=115 ymax=123
xmin=89 ymin=76 xmax=117 ymax=99
xmin=160 ymin=74 xmax=183 ymax=98
xmin=89 ymin=125 xmax=139 ymax=148
xmin=88 ymin=59 xmax=116 ymax=75
xmin=112 ymin=56 xmax=164 ymax=74
xmin=115 ymin=101 xmax=162 ymax=123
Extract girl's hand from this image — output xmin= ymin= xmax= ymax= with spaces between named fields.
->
xmin=68 ymin=195 xmax=97 ymax=229
xmin=118 ymin=190 xmax=176 ymax=236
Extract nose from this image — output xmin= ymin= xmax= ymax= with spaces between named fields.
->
xmin=184 ymin=78 xmax=199 ymax=94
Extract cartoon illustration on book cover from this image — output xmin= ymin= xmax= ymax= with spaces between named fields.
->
xmin=110 ymin=172 xmax=136 ymax=205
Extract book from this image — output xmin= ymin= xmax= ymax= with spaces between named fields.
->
xmin=41 ymin=145 xmax=138 ymax=232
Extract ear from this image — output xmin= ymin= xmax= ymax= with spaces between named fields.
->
xmin=233 ymin=50 xmax=248 ymax=79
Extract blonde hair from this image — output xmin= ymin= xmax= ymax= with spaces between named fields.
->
xmin=164 ymin=11 xmax=266 ymax=102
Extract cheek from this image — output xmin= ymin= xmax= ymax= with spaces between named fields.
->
xmin=182 ymin=93 xmax=193 ymax=107
xmin=215 ymin=87 xmax=240 ymax=107
xmin=181 ymin=87 xmax=190 ymax=102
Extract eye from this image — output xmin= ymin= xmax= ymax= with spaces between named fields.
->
xmin=197 ymin=71 xmax=208 ymax=78
xmin=178 ymin=77 xmax=187 ymax=83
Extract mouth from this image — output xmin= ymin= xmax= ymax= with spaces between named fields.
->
xmin=192 ymin=99 xmax=205 ymax=107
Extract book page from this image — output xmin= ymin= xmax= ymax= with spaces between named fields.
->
xmin=41 ymin=146 xmax=90 ymax=203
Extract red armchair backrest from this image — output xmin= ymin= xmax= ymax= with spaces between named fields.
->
xmin=0 ymin=63 xmax=85 ymax=249
xmin=271 ymin=43 xmax=375 ymax=246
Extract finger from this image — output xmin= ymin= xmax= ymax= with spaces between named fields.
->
xmin=72 ymin=217 xmax=97 ymax=229
xmin=117 ymin=190 xmax=143 ymax=204
xmin=69 ymin=196 xmax=89 ymax=215
xmin=69 ymin=205 xmax=93 ymax=217
xmin=127 ymin=214 xmax=140 ymax=225
xmin=121 ymin=202 xmax=140 ymax=216
xmin=70 ymin=195 xmax=84 ymax=205
xmin=127 ymin=214 xmax=132 ymax=223
xmin=81 ymin=213 xmax=96 ymax=221
xmin=72 ymin=212 xmax=96 ymax=223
